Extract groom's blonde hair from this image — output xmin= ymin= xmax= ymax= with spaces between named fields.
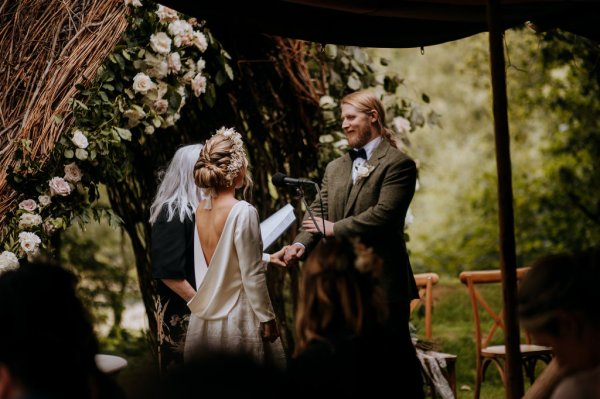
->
xmin=341 ymin=90 xmax=397 ymax=148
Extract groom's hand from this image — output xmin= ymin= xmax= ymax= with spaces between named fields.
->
xmin=284 ymin=243 xmax=304 ymax=265
xmin=302 ymin=217 xmax=335 ymax=237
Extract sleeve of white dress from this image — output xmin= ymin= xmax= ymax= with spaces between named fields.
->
xmin=235 ymin=204 xmax=276 ymax=323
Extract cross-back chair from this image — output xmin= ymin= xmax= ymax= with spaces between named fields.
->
xmin=459 ymin=268 xmax=553 ymax=399
xmin=411 ymin=272 xmax=457 ymax=398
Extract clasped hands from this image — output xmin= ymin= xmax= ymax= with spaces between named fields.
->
xmin=268 ymin=217 xmax=334 ymax=267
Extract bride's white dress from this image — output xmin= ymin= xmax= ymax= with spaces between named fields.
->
xmin=184 ymin=201 xmax=286 ymax=368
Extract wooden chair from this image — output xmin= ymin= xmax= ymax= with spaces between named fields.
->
xmin=459 ymin=268 xmax=553 ymax=399
xmin=411 ymin=272 xmax=457 ymax=398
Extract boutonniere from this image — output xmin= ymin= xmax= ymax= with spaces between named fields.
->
xmin=355 ymin=162 xmax=375 ymax=182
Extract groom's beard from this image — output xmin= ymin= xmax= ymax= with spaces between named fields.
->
xmin=348 ymin=124 xmax=372 ymax=149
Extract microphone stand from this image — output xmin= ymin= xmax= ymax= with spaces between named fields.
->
xmin=293 ymin=183 xmax=326 ymax=241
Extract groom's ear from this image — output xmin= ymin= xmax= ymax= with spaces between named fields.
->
xmin=369 ymin=110 xmax=378 ymax=123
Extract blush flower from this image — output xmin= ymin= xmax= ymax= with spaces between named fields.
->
xmin=64 ymin=162 xmax=83 ymax=183
xmin=49 ymin=177 xmax=71 ymax=197
xmin=18 ymin=199 xmax=37 ymax=212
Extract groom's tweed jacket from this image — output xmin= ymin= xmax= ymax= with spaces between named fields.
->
xmin=295 ymin=139 xmax=418 ymax=303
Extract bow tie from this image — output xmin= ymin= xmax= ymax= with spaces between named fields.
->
xmin=349 ymin=148 xmax=367 ymax=161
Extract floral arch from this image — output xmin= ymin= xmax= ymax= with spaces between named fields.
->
xmin=0 ymin=0 xmax=433 ymax=350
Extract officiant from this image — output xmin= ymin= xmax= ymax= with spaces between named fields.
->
xmin=282 ymin=90 xmax=423 ymax=398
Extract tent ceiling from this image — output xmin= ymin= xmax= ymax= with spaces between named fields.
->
xmin=159 ymin=0 xmax=600 ymax=47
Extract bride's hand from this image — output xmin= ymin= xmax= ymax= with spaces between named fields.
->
xmin=268 ymin=246 xmax=289 ymax=268
xmin=260 ymin=319 xmax=280 ymax=343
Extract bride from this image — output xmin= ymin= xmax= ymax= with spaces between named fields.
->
xmin=184 ymin=127 xmax=286 ymax=367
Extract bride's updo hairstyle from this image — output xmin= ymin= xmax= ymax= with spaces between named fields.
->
xmin=194 ymin=127 xmax=252 ymax=197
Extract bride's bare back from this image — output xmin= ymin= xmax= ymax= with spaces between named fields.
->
xmin=196 ymin=198 xmax=239 ymax=266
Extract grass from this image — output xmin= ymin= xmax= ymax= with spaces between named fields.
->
xmin=410 ymin=275 xmax=548 ymax=399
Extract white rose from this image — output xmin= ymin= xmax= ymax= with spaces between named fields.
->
xmin=64 ymin=162 xmax=83 ymax=183
xmin=393 ymin=116 xmax=412 ymax=135
xmin=150 ymin=32 xmax=172 ymax=55
xmin=49 ymin=176 xmax=71 ymax=197
xmin=196 ymin=58 xmax=206 ymax=72
xmin=192 ymin=31 xmax=208 ymax=52
xmin=156 ymin=5 xmax=178 ymax=23
xmin=38 ymin=195 xmax=51 ymax=207
xmin=0 ymin=251 xmax=19 ymax=271
xmin=71 ymin=130 xmax=89 ymax=149
xmin=153 ymin=99 xmax=168 ymax=114
xmin=191 ymin=74 xmax=207 ymax=97
xmin=167 ymin=52 xmax=181 ymax=74
xmin=147 ymin=61 xmax=169 ymax=79
xmin=144 ymin=52 xmax=169 ymax=79
xmin=168 ymin=20 xmax=194 ymax=46
xmin=168 ymin=20 xmax=191 ymax=38
xmin=144 ymin=125 xmax=155 ymax=135
xmin=18 ymin=231 xmax=42 ymax=254
xmin=18 ymin=213 xmax=43 ymax=229
xmin=319 ymin=95 xmax=336 ymax=110
xmin=75 ymin=148 xmax=88 ymax=160
xmin=124 ymin=0 xmax=142 ymax=7
xmin=132 ymin=73 xmax=156 ymax=94
xmin=18 ymin=199 xmax=37 ymax=212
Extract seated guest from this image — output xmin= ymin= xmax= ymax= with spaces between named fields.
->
xmin=288 ymin=237 xmax=424 ymax=398
xmin=519 ymin=247 xmax=600 ymax=399
xmin=0 ymin=260 xmax=124 ymax=399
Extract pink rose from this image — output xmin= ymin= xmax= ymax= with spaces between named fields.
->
xmin=64 ymin=162 xmax=83 ymax=183
xmin=49 ymin=177 xmax=71 ymax=197
xmin=18 ymin=199 xmax=37 ymax=212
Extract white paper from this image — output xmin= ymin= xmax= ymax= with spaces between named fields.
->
xmin=260 ymin=204 xmax=296 ymax=250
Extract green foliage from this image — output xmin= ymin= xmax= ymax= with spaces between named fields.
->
xmin=60 ymin=200 xmax=138 ymax=339
xmin=1 ymin=1 xmax=232 ymax=262
xmin=393 ymin=29 xmax=600 ymax=275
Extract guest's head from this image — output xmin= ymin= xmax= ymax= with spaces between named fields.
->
xmin=518 ymin=247 xmax=600 ymax=373
xmin=135 ymin=350 xmax=283 ymax=399
xmin=149 ymin=143 xmax=204 ymax=224
xmin=294 ymin=237 xmax=386 ymax=356
xmin=341 ymin=90 xmax=396 ymax=149
xmin=193 ymin=127 xmax=252 ymax=198
xmin=0 ymin=260 xmax=110 ymax=399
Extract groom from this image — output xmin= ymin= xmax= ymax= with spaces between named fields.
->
xmin=284 ymin=90 xmax=423 ymax=396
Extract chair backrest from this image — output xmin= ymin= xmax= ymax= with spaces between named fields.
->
xmin=411 ymin=272 xmax=440 ymax=339
xmin=459 ymin=268 xmax=530 ymax=353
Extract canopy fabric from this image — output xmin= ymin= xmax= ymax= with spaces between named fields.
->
xmin=160 ymin=0 xmax=600 ymax=47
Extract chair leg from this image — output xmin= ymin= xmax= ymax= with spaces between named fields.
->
xmin=474 ymin=356 xmax=483 ymax=399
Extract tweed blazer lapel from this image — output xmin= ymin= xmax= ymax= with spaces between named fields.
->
xmin=343 ymin=139 xmax=390 ymax=217
xmin=330 ymin=154 xmax=353 ymax=221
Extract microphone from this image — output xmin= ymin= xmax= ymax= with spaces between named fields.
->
xmin=272 ymin=172 xmax=314 ymax=187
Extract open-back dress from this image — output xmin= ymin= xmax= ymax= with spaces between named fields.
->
xmin=184 ymin=200 xmax=285 ymax=367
